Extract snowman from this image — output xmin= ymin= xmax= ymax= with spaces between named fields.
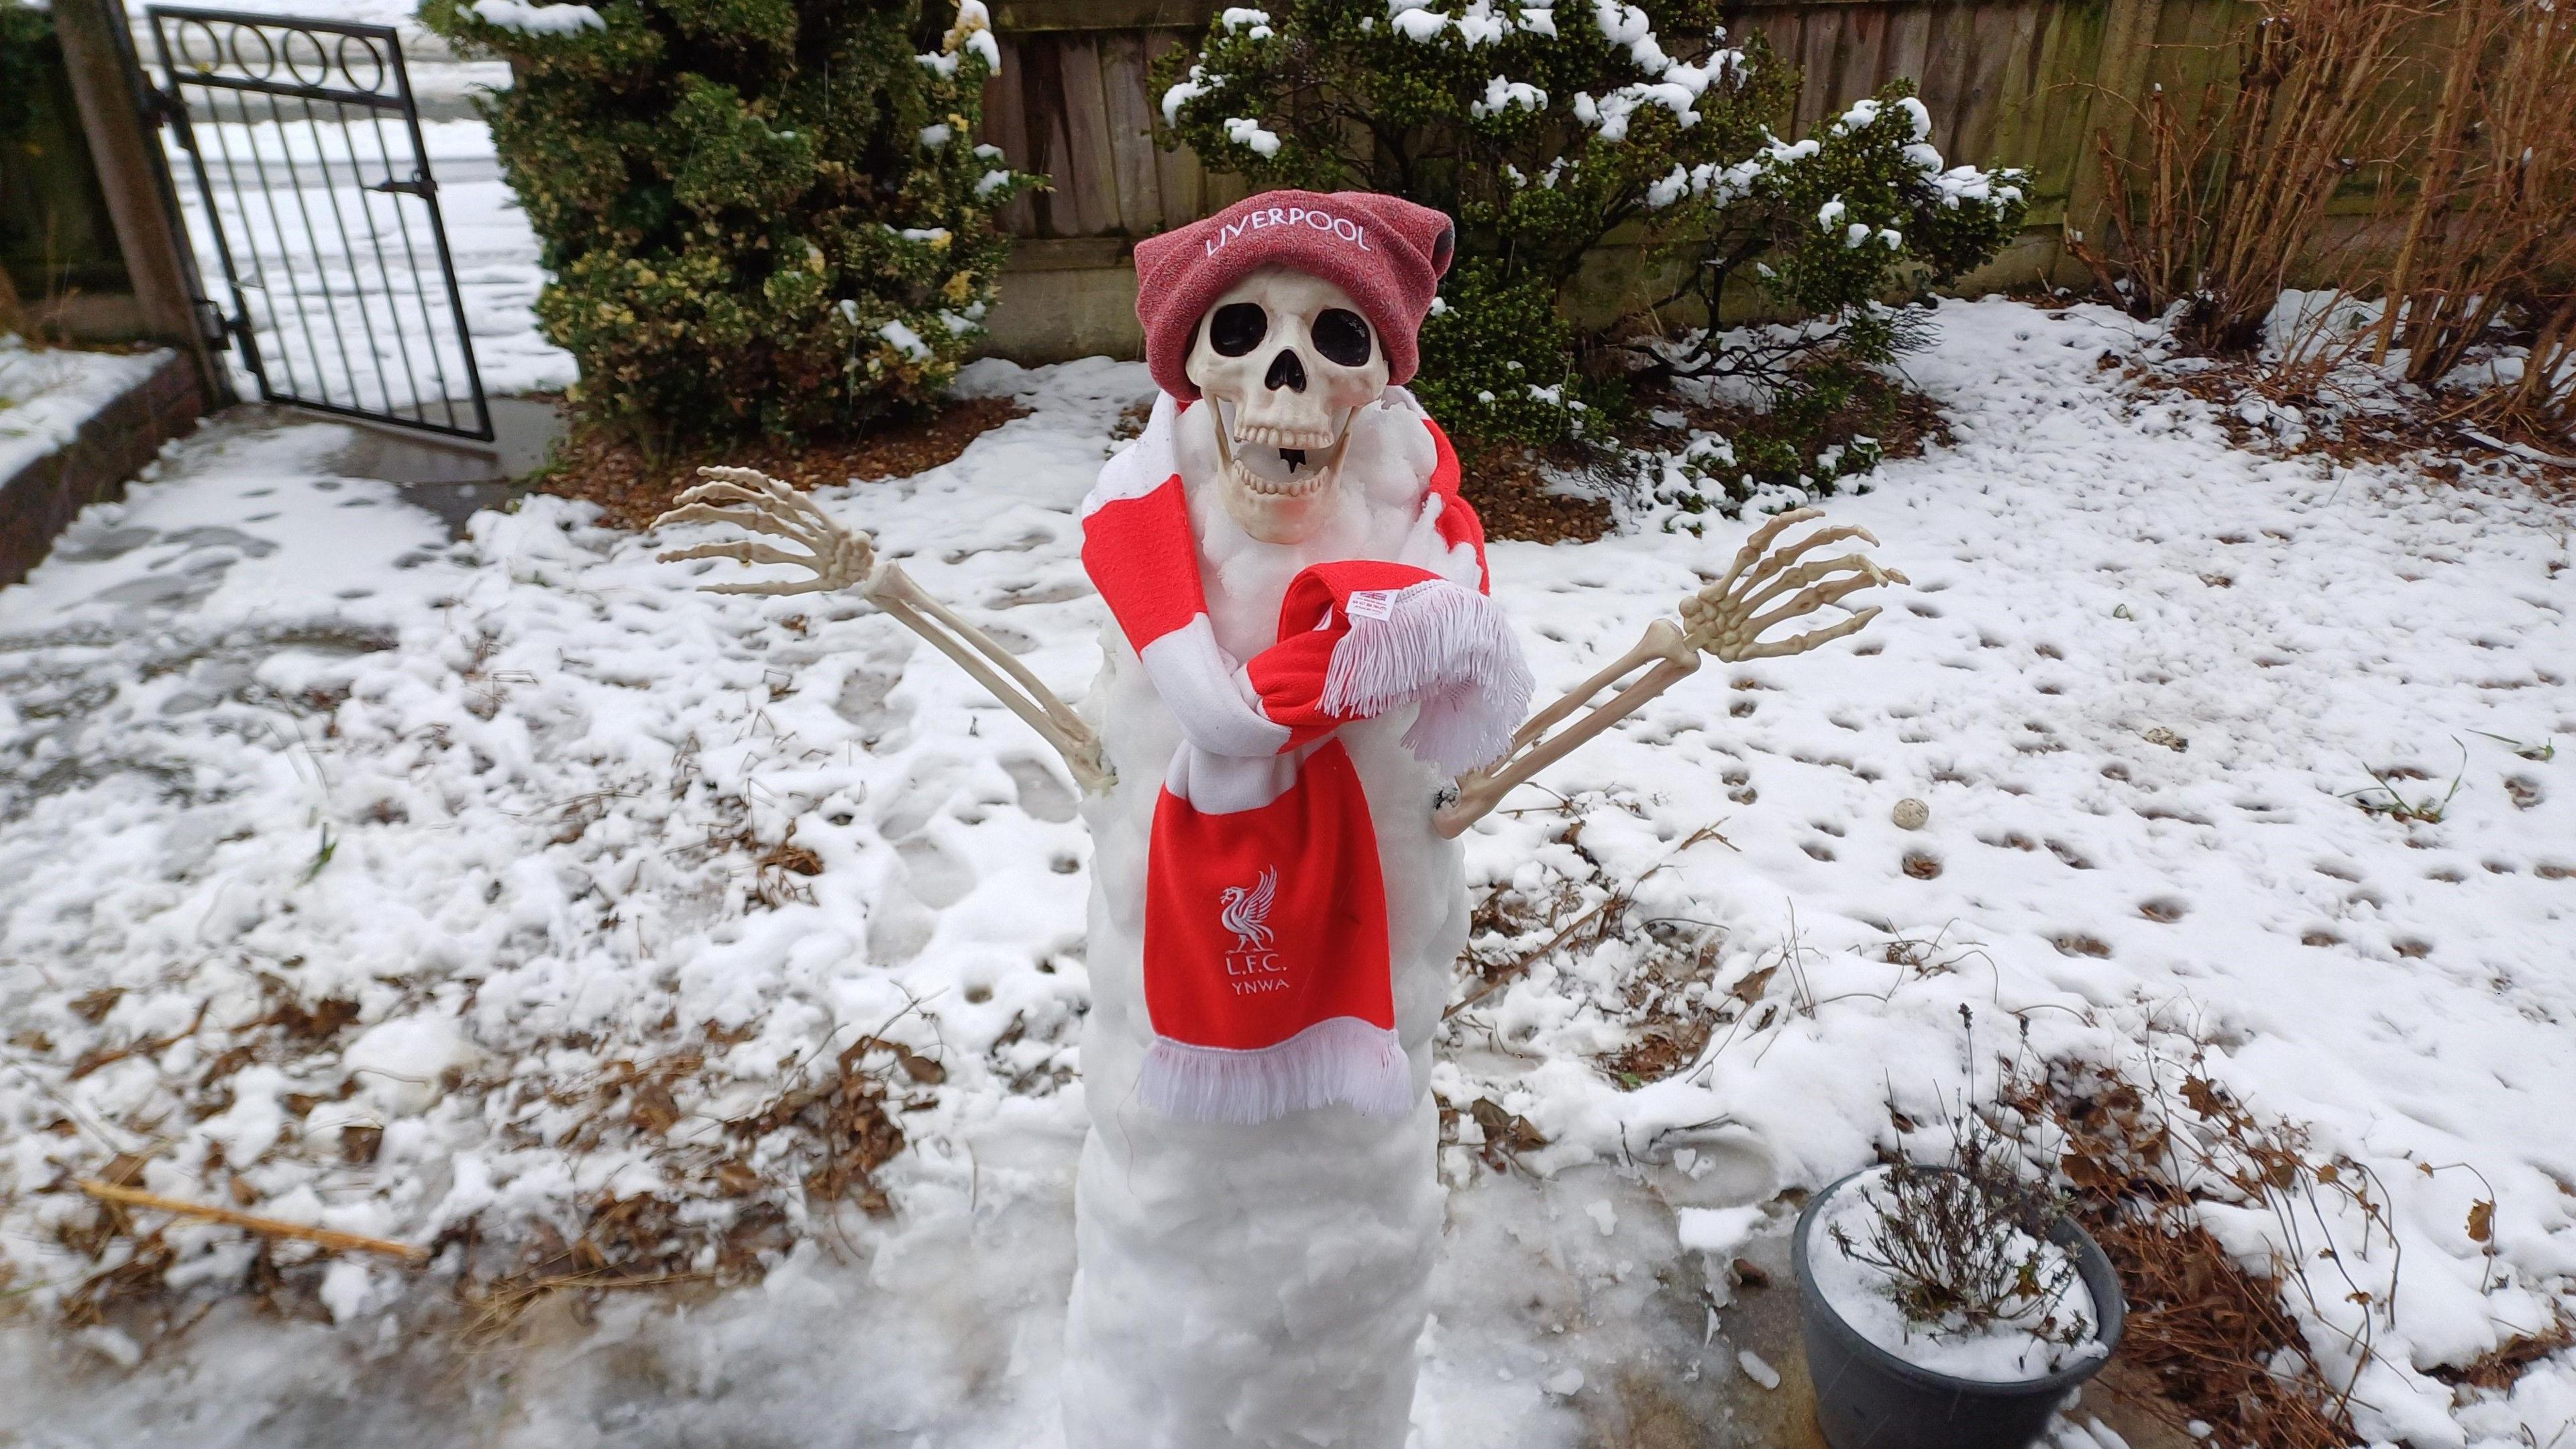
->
xmin=656 ymin=190 xmax=1904 ymax=1449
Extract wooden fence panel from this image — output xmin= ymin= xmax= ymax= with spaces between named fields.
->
xmin=983 ymin=36 xmax=1038 ymax=235
xmin=1099 ymin=32 xmax=1166 ymax=234
xmin=1884 ymin=4 xmax=1934 ymax=109
xmin=1060 ymin=35 xmax=1127 ymax=234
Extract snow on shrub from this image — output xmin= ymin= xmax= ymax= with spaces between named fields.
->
xmin=1153 ymin=1 xmax=2027 ymax=494
xmin=421 ymin=0 xmax=1032 ymax=439
xmin=1153 ymin=0 xmax=1792 ymax=447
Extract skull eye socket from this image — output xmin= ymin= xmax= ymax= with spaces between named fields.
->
xmin=1312 ymin=309 xmax=1373 ymax=368
xmin=1210 ymin=303 xmax=1269 ymax=357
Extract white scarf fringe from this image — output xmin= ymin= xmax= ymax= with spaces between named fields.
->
xmin=1140 ymin=1016 xmax=1414 ymax=1125
xmin=1320 ymin=580 xmax=1536 ymax=775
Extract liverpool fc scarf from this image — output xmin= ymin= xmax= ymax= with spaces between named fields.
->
xmin=1081 ymin=394 xmax=1531 ymax=1124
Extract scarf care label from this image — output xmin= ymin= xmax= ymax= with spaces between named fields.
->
xmin=1344 ymin=588 xmax=1399 ymax=622
xmin=1142 ymin=740 xmax=1395 ymax=1052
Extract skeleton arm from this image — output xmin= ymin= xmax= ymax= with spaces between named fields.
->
xmin=1433 ymin=507 xmax=1905 ymax=838
xmin=654 ymin=467 xmax=1113 ymax=793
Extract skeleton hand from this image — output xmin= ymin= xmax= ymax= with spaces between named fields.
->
xmin=1433 ymin=507 xmax=1907 ymax=837
xmin=652 ymin=466 xmax=1114 ymax=794
xmin=1676 ymin=506 xmax=1908 ymax=662
xmin=653 ymin=466 xmax=879 ymax=595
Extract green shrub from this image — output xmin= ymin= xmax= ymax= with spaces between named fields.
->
xmin=1417 ymin=263 xmax=1602 ymax=447
xmin=423 ymin=0 xmax=1032 ymax=439
xmin=1639 ymin=84 xmax=2025 ymax=511
xmin=1645 ymin=86 xmax=2025 ymax=392
xmin=1153 ymin=0 xmax=1790 ymax=447
xmin=0 ymin=1 xmax=50 ymax=150
xmin=1155 ymin=3 xmax=2027 ymax=497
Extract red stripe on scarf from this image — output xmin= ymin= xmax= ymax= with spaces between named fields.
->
xmin=1243 ymin=560 xmax=1443 ymax=753
xmin=1422 ymin=419 xmax=1489 ymax=593
xmin=1080 ymin=474 xmax=1203 ymax=652
xmin=1083 ymin=396 xmax=1529 ymax=1124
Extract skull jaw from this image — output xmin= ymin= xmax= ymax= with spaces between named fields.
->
xmin=1214 ymin=400 xmax=1352 ymax=545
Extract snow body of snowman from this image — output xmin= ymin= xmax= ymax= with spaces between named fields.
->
xmin=655 ymin=189 xmax=1907 ymax=1449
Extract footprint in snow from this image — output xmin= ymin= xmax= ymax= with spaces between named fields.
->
xmin=875 ymin=758 xmax=959 ymax=841
xmin=1003 ymin=755 xmax=1079 ymax=823
xmin=897 ymin=835 xmax=976 ymax=910
xmin=833 ymin=638 xmax=914 ymax=745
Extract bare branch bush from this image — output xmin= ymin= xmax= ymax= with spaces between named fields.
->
xmin=2007 ymin=1025 xmax=2396 ymax=1449
xmin=2077 ymin=0 xmax=2436 ymax=354
xmin=2370 ymin=0 xmax=2576 ymax=440
xmin=1835 ymin=1016 xmax=2090 ymax=1346
xmin=2081 ymin=0 xmax=2576 ymax=447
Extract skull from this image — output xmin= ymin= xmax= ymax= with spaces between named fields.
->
xmin=1185 ymin=266 xmax=1390 ymax=544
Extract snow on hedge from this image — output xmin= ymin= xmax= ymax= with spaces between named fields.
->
xmin=466 ymin=0 xmax=601 ymax=36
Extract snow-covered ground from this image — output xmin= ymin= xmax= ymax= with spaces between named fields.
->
xmin=0 ymin=340 xmax=172 ymax=482
xmin=3 ymin=298 xmax=2571 ymax=1445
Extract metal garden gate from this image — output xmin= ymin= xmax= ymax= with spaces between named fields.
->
xmin=143 ymin=6 xmax=491 ymax=439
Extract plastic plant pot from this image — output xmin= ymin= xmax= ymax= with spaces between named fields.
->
xmin=1790 ymin=1168 xmax=2127 ymax=1449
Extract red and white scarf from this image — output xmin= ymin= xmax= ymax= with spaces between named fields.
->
xmin=1081 ymin=394 xmax=1531 ymax=1124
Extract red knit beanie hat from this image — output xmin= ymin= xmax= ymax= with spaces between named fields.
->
xmin=1133 ymin=190 xmax=1456 ymax=400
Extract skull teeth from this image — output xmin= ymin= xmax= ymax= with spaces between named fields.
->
xmin=1228 ymin=456 xmax=1332 ymax=498
xmin=1234 ymin=422 xmax=1341 ymax=450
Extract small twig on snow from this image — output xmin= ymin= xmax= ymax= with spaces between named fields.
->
xmin=78 ymin=1180 xmax=429 ymax=1263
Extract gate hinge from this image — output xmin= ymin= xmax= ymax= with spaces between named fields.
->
xmin=142 ymin=86 xmax=186 ymax=129
xmin=193 ymin=299 xmax=231 ymax=350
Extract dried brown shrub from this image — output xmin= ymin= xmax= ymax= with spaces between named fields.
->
xmin=535 ymin=395 xmax=1029 ymax=531
xmin=2428 ymin=1307 xmax=2575 ymax=1392
xmin=2369 ymin=0 xmax=2576 ymax=439
xmin=2008 ymin=1046 xmax=2387 ymax=1449
xmin=459 ymin=1034 xmax=908 ymax=1334
xmin=2078 ymin=0 xmax=2435 ymax=353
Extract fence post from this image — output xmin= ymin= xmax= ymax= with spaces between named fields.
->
xmin=49 ymin=0 xmax=231 ymax=408
xmin=2060 ymin=0 xmax=2170 ymax=278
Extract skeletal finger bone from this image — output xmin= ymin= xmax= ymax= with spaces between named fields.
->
xmin=1713 ymin=506 xmax=1824 ymax=596
xmin=1722 ymin=567 xmax=1902 ymax=659
xmin=667 ymin=478 xmax=780 ymax=510
xmin=1729 ymin=523 xmax=1882 ymax=598
xmin=652 ymin=468 xmax=877 ymax=592
xmin=651 ymin=504 xmax=827 ymax=555
xmin=696 ymin=576 xmax=843 ymax=598
xmin=1441 ymin=511 xmax=1906 ymax=836
xmin=653 ymin=466 xmax=1112 ymax=793
xmin=1728 ymin=605 xmax=1882 ymax=661
xmin=693 ymin=464 xmax=809 ymax=504
xmin=1735 ymin=551 xmax=1896 ymax=622
xmin=662 ymin=478 xmax=828 ymax=531
xmin=661 ymin=494 xmax=829 ymax=545
xmin=657 ymin=539 xmax=829 ymax=571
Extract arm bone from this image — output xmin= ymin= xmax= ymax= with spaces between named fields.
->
xmin=1432 ymin=508 xmax=1904 ymax=838
xmin=866 ymin=564 xmax=1111 ymax=791
xmin=1433 ymin=623 xmax=1699 ymax=839
xmin=655 ymin=467 xmax=1112 ymax=794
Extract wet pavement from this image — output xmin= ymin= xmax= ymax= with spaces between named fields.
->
xmin=310 ymin=394 xmax=561 ymax=536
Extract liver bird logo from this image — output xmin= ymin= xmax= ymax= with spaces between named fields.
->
xmin=1218 ymin=867 xmax=1278 ymax=953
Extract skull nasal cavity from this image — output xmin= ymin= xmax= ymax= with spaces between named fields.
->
xmin=1265 ymin=350 xmax=1307 ymax=392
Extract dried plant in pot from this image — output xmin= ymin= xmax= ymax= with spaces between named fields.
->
xmin=1791 ymin=1100 xmax=2125 ymax=1449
